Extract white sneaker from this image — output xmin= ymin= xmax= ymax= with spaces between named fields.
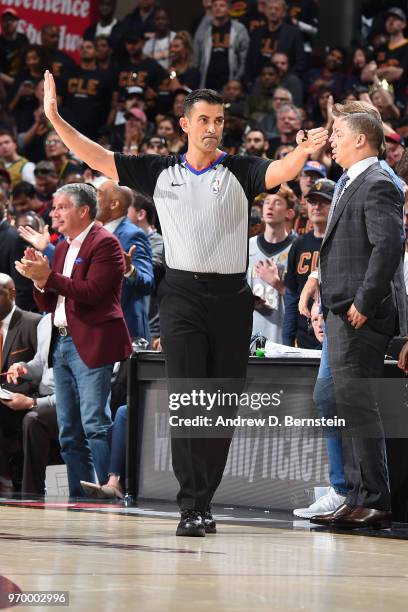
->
xmin=293 ymin=487 xmax=346 ymax=518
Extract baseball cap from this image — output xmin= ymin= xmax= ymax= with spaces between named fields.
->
xmin=385 ymin=7 xmax=406 ymax=21
xmin=307 ymin=178 xmax=336 ymax=202
xmin=125 ymin=107 xmax=147 ymax=125
xmin=386 ymin=132 xmax=405 ymax=146
xmin=2 ymin=8 xmax=18 ymax=19
xmin=302 ymin=161 xmax=327 ymax=177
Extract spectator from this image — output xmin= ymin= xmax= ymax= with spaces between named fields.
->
xmin=17 ymin=80 xmax=49 ymax=164
xmin=247 ymin=0 xmax=305 ymax=81
xmin=156 ymin=116 xmax=185 ymax=153
xmin=305 ymin=46 xmax=346 ymax=99
xmin=244 ymin=128 xmax=270 ymax=158
xmin=95 ymin=35 xmax=115 ymax=72
xmin=15 ymin=211 xmax=44 ymax=233
xmin=5 ymin=313 xmax=59 ymax=497
xmin=172 ymin=89 xmax=188 ymax=119
xmin=60 ymin=40 xmax=114 ymax=141
xmin=140 ymin=135 xmax=169 ymax=155
xmin=345 ymin=47 xmax=371 ymax=91
xmin=194 ymin=0 xmax=250 ymax=90
xmin=272 ymin=50 xmax=303 ymax=105
xmin=165 ymin=32 xmax=201 ymax=92
xmin=12 ymin=181 xmax=46 ymax=219
xmin=268 ymin=103 xmax=302 ymax=157
xmin=143 ymin=8 xmax=176 ymax=69
xmin=0 ymin=273 xmax=41 ymax=493
xmin=96 ymin=180 xmax=154 ymax=340
xmin=247 ymin=185 xmax=297 ymax=343
xmin=112 ymin=0 xmax=157 ymax=52
xmin=115 ymin=31 xmax=167 ymax=99
xmin=128 ymin=192 xmax=165 ymax=343
xmin=44 ymin=131 xmax=81 ymax=184
xmin=121 ymin=107 xmax=148 ymax=155
xmin=9 ymin=45 xmax=50 ymax=134
xmin=40 ymin=25 xmax=76 ymax=78
xmin=83 ymin=0 xmax=118 ymax=41
xmin=294 ymin=160 xmax=326 ymax=235
xmin=193 ymin=0 xmax=213 ymax=38
xmin=241 ymin=0 xmax=267 ymax=34
xmin=16 ymin=184 xmax=132 ymax=498
xmin=284 ymin=178 xmax=334 ymax=348
xmin=0 ymin=8 xmax=28 ymax=79
xmin=222 ymin=79 xmax=246 ymax=116
xmin=385 ymin=132 xmax=405 ymax=169
xmin=257 ymin=86 xmax=293 ymax=138
xmin=369 ymin=77 xmax=400 ymax=125
xmin=245 ymin=63 xmax=280 ymax=121
xmin=33 ymin=161 xmax=59 ymax=223
xmin=0 ymin=130 xmax=35 ymax=187
xmin=369 ymin=7 xmax=408 ymax=110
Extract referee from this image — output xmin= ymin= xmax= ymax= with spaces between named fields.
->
xmin=42 ymin=71 xmax=327 ymax=536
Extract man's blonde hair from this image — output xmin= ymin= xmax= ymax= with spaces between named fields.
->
xmin=332 ymin=100 xmax=385 ymax=155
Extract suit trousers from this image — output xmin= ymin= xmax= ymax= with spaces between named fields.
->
xmin=159 ymin=269 xmax=254 ymax=512
xmin=325 ymin=311 xmax=391 ymax=511
xmin=22 ymin=404 xmax=59 ymax=496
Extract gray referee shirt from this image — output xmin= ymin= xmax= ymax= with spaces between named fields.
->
xmin=115 ymin=152 xmax=272 ymax=274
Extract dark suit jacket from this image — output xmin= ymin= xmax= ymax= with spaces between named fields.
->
xmin=34 ymin=224 xmax=132 ymax=368
xmin=113 ymin=217 xmax=153 ymax=341
xmin=320 ymin=161 xmax=407 ymax=336
xmin=1 ymin=307 xmax=41 ymax=394
xmin=0 ymin=220 xmax=36 ymax=311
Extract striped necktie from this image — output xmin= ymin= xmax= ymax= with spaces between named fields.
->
xmin=326 ymin=171 xmax=349 ymax=228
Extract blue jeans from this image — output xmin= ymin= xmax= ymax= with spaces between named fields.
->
xmin=52 ymin=336 xmax=113 ymax=497
xmin=109 ymin=405 xmax=127 ymax=481
xmin=313 ymin=326 xmax=348 ymax=495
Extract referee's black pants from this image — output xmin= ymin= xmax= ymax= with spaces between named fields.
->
xmin=159 ymin=269 xmax=254 ymax=512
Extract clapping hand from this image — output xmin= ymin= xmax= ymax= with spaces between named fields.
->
xmin=15 ymin=248 xmax=51 ymax=287
xmin=18 ymin=224 xmax=50 ymax=251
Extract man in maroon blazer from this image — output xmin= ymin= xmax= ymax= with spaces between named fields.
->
xmin=16 ymin=183 xmax=132 ymax=497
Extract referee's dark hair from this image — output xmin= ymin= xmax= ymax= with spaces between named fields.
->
xmin=183 ymin=89 xmax=223 ymax=116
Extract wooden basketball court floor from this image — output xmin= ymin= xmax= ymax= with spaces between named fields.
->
xmin=1 ymin=499 xmax=408 ymax=611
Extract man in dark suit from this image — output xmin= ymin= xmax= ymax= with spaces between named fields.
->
xmin=311 ymin=101 xmax=407 ymax=530
xmin=16 ymin=184 xmax=132 ymax=497
xmin=0 ymin=188 xmax=37 ymax=311
xmin=96 ymin=180 xmax=154 ymax=341
xmin=0 ymin=273 xmax=41 ymax=493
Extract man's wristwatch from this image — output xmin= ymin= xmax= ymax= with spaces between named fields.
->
xmin=31 ymin=397 xmax=38 ymax=410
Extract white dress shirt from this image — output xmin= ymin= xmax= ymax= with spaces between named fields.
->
xmin=339 ymin=156 xmax=378 ymax=200
xmin=104 ymin=216 xmax=125 ymax=235
xmin=54 ymin=222 xmax=95 ymax=327
xmin=1 ymin=305 xmax=16 ymax=347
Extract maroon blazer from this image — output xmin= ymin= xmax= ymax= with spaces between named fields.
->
xmin=34 ymin=224 xmax=132 ymax=368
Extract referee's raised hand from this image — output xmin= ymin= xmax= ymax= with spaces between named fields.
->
xmin=43 ymin=70 xmax=59 ymax=122
xmin=296 ymin=127 xmax=329 ymax=155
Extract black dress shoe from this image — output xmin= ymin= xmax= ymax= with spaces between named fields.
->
xmin=310 ymin=503 xmax=354 ymax=526
xmin=333 ymin=506 xmax=392 ymax=530
xmin=203 ymin=509 xmax=217 ymax=534
xmin=176 ymin=510 xmax=206 ymax=537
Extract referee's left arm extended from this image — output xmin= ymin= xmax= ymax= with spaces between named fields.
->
xmin=265 ymin=127 xmax=328 ymax=189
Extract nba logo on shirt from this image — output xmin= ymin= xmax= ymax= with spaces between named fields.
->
xmin=211 ymin=177 xmax=221 ymax=194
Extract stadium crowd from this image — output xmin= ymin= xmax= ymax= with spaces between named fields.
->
xmin=1 ymin=0 xmax=408 ymax=506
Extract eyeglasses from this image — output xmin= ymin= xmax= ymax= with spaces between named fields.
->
xmin=273 ymin=97 xmax=290 ymax=102
xmin=45 ymin=139 xmax=62 ymax=146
